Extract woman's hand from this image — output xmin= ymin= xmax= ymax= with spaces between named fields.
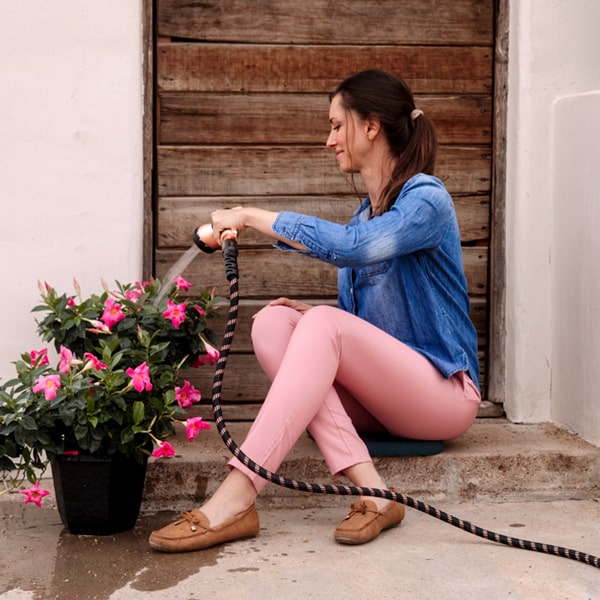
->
xmin=211 ymin=207 xmax=307 ymax=251
xmin=267 ymin=297 xmax=313 ymax=314
xmin=210 ymin=207 xmax=245 ymax=243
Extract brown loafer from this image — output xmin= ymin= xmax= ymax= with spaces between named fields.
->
xmin=334 ymin=498 xmax=405 ymax=545
xmin=149 ymin=505 xmax=259 ymax=553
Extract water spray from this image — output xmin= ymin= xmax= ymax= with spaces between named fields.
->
xmin=192 ymin=225 xmax=600 ymax=570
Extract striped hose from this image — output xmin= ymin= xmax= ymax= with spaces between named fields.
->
xmin=211 ymin=244 xmax=600 ymax=570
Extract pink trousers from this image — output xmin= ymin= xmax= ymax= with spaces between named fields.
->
xmin=229 ymin=305 xmax=480 ymax=492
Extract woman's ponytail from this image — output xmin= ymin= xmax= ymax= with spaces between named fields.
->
xmin=331 ymin=69 xmax=438 ymax=215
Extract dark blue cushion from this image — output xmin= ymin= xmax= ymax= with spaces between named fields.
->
xmin=359 ymin=433 xmax=444 ymax=457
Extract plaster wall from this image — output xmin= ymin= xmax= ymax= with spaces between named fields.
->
xmin=504 ymin=0 xmax=600 ymax=435
xmin=0 ymin=1 xmax=144 ymax=381
xmin=551 ymin=91 xmax=600 ymax=445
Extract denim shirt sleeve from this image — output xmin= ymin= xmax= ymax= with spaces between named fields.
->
xmin=272 ymin=174 xmax=454 ymax=268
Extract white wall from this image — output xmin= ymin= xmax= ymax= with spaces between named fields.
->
xmin=551 ymin=91 xmax=600 ymax=445
xmin=0 ymin=1 xmax=144 ymax=381
xmin=505 ymin=0 xmax=600 ymax=438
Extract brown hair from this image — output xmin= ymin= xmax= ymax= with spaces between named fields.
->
xmin=330 ymin=69 xmax=437 ymax=215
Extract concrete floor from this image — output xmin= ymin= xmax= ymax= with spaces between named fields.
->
xmin=1 ymin=490 xmax=600 ymax=599
xmin=2 ymin=420 xmax=600 ymax=599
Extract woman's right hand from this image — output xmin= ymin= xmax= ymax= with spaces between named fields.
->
xmin=266 ymin=297 xmax=313 ymax=314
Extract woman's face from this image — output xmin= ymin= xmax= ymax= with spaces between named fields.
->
xmin=326 ymin=94 xmax=371 ymax=174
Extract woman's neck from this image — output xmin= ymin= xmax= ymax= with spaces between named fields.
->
xmin=360 ymin=137 xmax=397 ymax=212
xmin=362 ymin=161 xmax=395 ymax=213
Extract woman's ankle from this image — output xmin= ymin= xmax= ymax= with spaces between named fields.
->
xmin=200 ymin=470 xmax=258 ymax=526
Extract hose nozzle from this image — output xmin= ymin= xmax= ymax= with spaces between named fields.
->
xmin=193 ymin=223 xmax=219 ymax=253
xmin=192 ymin=224 xmax=239 ymax=280
xmin=193 ymin=224 xmax=238 ymax=253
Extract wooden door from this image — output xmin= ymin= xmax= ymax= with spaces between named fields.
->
xmin=152 ymin=0 xmax=495 ymax=419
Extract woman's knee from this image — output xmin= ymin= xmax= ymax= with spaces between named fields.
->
xmin=252 ymin=304 xmax=287 ymax=337
xmin=297 ymin=304 xmax=339 ymax=325
xmin=251 ymin=304 xmax=302 ymax=356
xmin=293 ymin=305 xmax=346 ymax=339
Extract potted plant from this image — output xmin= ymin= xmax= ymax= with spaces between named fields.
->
xmin=0 ymin=276 xmax=220 ymax=535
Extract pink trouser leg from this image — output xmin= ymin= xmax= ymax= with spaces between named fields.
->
xmin=228 ymin=305 xmax=480 ymax=493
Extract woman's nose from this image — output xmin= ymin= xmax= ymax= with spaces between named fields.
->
xmin=326 ymin=131 xmax=336 ymax=148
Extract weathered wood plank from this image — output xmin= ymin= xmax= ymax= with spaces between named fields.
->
xmin=487 ymin=0 xmax=509 ymax=406
xmin=157 ymin=44 xmax=493 ymax=95
xmin=157 ymin=195 xmax=490 ymax=248
xmin=142 ymin=0 xmax=154 ymax=280
xmin=183 ymin=353 xmax=269 ymax=402
xmin=188 ymin=402 xmax=264 ymax=422
xmin=157 ymin=0 xmax=494 ymax=46
xmin=155 ymin=246 xmax=488 ymax=299
xmin=157 ymin=146 xmax=492 ymax=197
xmin=159 ymin=93 xmax=493 ymax=146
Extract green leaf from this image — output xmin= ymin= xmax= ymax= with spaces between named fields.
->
xmin=89 ymin=438 xmax=102 ymax=454
xmin=132 ymin=401 xmax=145 ymax=426
xmin=120 ymin=429 xmax=134 ymax=444
xmin=74 ymin=424 xmax=89 ymax=443
xmin=19 ymin=415 xmax=38 ymax=432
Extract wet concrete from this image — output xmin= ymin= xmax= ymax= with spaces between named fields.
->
xmin=2 ymin=420 xmax=600 ymax=598
xmin=1 ymin=491 xmax=599 ymax=600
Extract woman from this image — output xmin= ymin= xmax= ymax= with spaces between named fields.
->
xmin=149 ymin=69 xmax=481 ymax=552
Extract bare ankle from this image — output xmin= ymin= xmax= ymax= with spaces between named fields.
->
xmin=200 ymin=470 xmax=257 ymax=526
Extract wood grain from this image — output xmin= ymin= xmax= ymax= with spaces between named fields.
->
xmin=157 ymin=146 xmax=492 ymax=197
xmin=159 ymin=93 xmax=493 ymax=146
xmin=157 ymin=44 xmax=493 ymax=95
xmin=157 ymin=0 xmax=494 ymax=46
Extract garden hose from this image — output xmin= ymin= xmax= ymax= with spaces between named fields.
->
xmin=201 ymin=233 xmax=600 ymax=570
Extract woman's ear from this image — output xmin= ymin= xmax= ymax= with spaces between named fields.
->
xmin=365 ymin=117 xmax=381 ymax=140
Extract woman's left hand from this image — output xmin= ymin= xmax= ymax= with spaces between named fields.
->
xmin=267 ymin=297 xmax=313 ymax=314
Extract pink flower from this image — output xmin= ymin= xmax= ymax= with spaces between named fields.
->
xmin=33 ymin=374 xmax=61 ymax=401
xmin=193 ymin=305 xmax=206 ymax=318
xmin=163 ymin=299 xmax=187 ymax=329
xmin=175 ymin=380 xmax=201 ymax=408
xmin=152 ymin=441 xmax=176 ymax=458
xmin=126 ymin=362 xmax=152 ymax=392
xmin=86 ymin=319 xmax=112 ymax=334
xmin=66 ymin=296 xmax=77 ymax=307
xmin=72 ymin=277 xmax=81 ymax=295
xmin=125 ymin=288 xmax=143 ymax=302
xmin=59 ymin=346 xmax=79 ymax=374
xmin=37 ymin=280 xmax=53 ymax=296
xmin=83 ymin=352 xmax=107 ymax=371
xmin=173 ymin=276 xmax=191 ymax=291
xmin=185 ymin=417 xmax=211 ymax=440
xmin=193 ymin=340 xmax=220 ymax=367
xmin=20 ymin=481 xmax=51 ymax=508
xmin=101 ymin=297 xmax=126 ymax=328
xmin=134 ymin=280 xmax=152 ymax=291
xmin=30 ymin=348 xmax=49 ymax=367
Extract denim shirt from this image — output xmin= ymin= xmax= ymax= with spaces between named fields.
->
xmin=272 ymin=173 xmax=480 ymax=388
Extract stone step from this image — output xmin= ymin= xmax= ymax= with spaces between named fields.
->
xmin=141 ymin=420 xmax=600 ymax=513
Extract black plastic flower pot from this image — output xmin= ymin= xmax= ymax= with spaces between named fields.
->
xmin=50 ymin=453 xmax=148 ymax=535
